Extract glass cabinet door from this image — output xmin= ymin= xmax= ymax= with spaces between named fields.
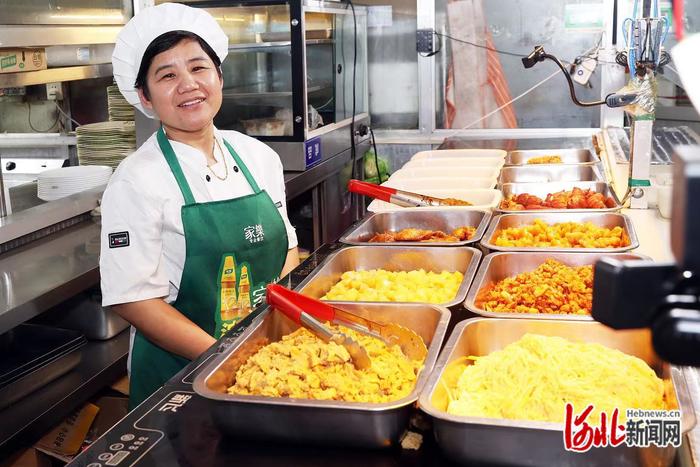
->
xmin=305 ymin=8 xmax=368 ymax=132
xmin=0 ymin=0 xmax=131 ymax=24
xmin=333 ymin=9 xmax=367 ymax=123
xmin=203 ymin=4 xmax=296 ymax=138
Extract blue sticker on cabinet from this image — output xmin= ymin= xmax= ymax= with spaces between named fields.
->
xmin=305 ymin=137 xmax=322 ymax=169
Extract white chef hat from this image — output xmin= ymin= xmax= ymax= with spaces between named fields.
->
xmin=672 ymin=34 xmax=700 ymax=115
xmin=112 ymin=2 xmax=229 ymax=118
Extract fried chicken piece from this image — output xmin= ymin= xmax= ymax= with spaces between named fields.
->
xmin=422 ymin=234 xmax=460 ymax=242
xmin=394 ymin=228 xmax=432 ymax=242
xmin=369 ymin=232 xmax=396 ymax=242
xmin=515 ymin=193 xmax=544 ymax=206
xmin=585 ymin=192 xmax=606 ymax=209
xmin=452 ymin=226 xmax=476 ymax=241
xmin=545 ymin=192 xmax=568 ymax=209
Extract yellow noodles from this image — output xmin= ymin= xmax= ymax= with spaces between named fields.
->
xmin=228 ymin=326 xmax=424 ymax=403
xmin=445 ymin=334 xmax=667 ymax=424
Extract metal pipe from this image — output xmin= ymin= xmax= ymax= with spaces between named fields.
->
xmin=0 ymin=159 xmax=7 ymax=218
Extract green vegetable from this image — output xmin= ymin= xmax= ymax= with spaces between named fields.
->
xmin=363 ymin=150 xmax=390 ymax=183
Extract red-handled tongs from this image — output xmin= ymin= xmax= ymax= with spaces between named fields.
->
xmin=266 ymin=284 xmax=428 ymax=362
xmin=348 ymin=179 xmax=463 ymax=208
xmin=266 ymin=284 xmax=371 ymax=369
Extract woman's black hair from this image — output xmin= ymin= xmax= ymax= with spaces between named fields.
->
xmin=134 ymin=30 xmax=222 ymax=100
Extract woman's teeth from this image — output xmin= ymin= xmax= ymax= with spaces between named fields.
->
xmin=179 ymin=98 xmax=204 ymax=107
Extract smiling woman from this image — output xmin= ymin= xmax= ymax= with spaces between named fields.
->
xmin=102 ymin=3 xmax=299 ymax=408
xmin=135 ymin=33 xmax=224 ymax=149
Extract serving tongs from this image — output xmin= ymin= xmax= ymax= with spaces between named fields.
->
xmin=266 ymin=285 xmax=371 ymax=369
xmin=348 ymin=179 xmax=466 ymax=208
xmin=266 ymin=284 xmax=428 ymax=367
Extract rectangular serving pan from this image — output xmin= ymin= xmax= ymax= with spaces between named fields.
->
xmin=42 ymin=288 xmax=129 ymax=340
xmin=388 ymin=166 xmax=501 ymax=182
xmin=505 ymin=148 xmax=600 ymax=166
xmin=296 ymin=245 xmax=482 ymax=307
xmin=418 ymin=318 xmax=695 ymax=467
xmin=481 ymin=212 xmax=639 ymax=253
xmin=498 ymin=165 xmax=605 ymax=185
xmin=192 ymin=302 xmax=451 ymax=448
xmin=367 ymin=188 xmax=502 ymax=213
xmin=402 ymin=157 xmax=505 ymax=170
xmin=384 ymin=176 xmax=497 ymax=190
xmin=498 ymin=181 xmax=622 ymax=213
xmin=340 ymin=209 xmax=492 ymax=247
xmin=464 ymin=251 xmax=648 ymax=320
xmin=410 ymin=149 xmax=507 ymax=161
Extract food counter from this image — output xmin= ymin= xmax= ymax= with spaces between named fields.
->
xmin=66 ymin=242 xmax=473 ymax=467
xmin=63 ymin=135 xmax=700 ymax=467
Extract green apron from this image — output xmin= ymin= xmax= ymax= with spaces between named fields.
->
xmin=129 ymin=128 xmax=289 ymax=407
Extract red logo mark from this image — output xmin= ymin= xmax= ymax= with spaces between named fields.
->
xmin=563 ymin=403 xmax=626 ymax=452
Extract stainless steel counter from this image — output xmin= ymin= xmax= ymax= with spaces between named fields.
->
xmin=0 ymin=219 xmax=101 ymax=335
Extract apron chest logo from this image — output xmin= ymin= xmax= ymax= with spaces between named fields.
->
xmin=244 ymin=224 xmax=265 ymax=243
xmin=108 ymin=231 xmax=130 ymax=248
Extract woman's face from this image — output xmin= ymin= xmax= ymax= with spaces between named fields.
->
xmin=138 ymin=38 xmax=223 ymax=132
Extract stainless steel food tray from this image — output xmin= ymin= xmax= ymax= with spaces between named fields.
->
xmin=481 ymin=212 xmax=638 ymax=253
xmin=339 ymin=210 xmax=491 ymax=247
xmin=464 ymin=251 xmax=648 ymax=320
xmin=505 ymin=148 xmax=600 ymax=166
xmin=48 ymin=288 xmax=129 ymax=340
xmin=418 ymin=318 xmax=696 ymax=466
xmin=498 ymin=165 xmax=605 ymax=185
xmin=498 ymin=181 xmax=622 ymax=213
xmin=193 ymin=302 xmax=450 ymax=448
xmin=296 ymin=245 xmax=482 ymax=307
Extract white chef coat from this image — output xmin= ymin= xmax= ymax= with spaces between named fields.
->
xmin=99 ymin=128 xmax=298 ymax=307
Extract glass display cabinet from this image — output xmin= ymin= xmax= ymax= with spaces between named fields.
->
xmin=179 ymin=0 xmax=370 ymax=171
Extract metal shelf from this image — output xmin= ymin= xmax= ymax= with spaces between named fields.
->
xmin=0 ymin=25 xmax=122 ymax=49
xmin=0 ymin=329 xmax=129 ymax=458
xmin=222 ymin=83 xmax=328 ymax=101
xmin=0 ymin=64 xmax=113 ymax=88
xmin=228 ymin=38 xmax=333 ymax=52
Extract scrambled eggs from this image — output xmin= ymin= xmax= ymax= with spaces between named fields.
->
xmin=228 ymin=326 xmax=424 ymax=403
xmin=321 ymin=269 xmax=463 ymax=304
xmin=493 ymin=219 xmax=629 ymax=249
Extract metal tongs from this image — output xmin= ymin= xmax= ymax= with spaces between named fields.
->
xmin=348 ymin=179 xmax=467 ymax=208
xmin=266 ymin=284 xmax=428 ymax=370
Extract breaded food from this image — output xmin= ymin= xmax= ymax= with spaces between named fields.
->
xmin=500 ymin=187 xmax=617 ymax=210
xmin=228 ymin=326 xmax=424 ymax=403
xmin=368 ymin=226 xmax=476 ymax=243
xmin=477 ymin=259 xmax=593 ymax=315
xmin=492 ymin=219 xmax=630 ymax=248
xmin=322 ymin=269 xmax=463 ymax=304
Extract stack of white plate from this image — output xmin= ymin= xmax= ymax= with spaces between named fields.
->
xmin=107 ymin=84 xmax=135 ymax=122
xmin=77 ymin=121 xmax=136 ymax=169
xmin=37 ymin=165 xmax=113 ymax=201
